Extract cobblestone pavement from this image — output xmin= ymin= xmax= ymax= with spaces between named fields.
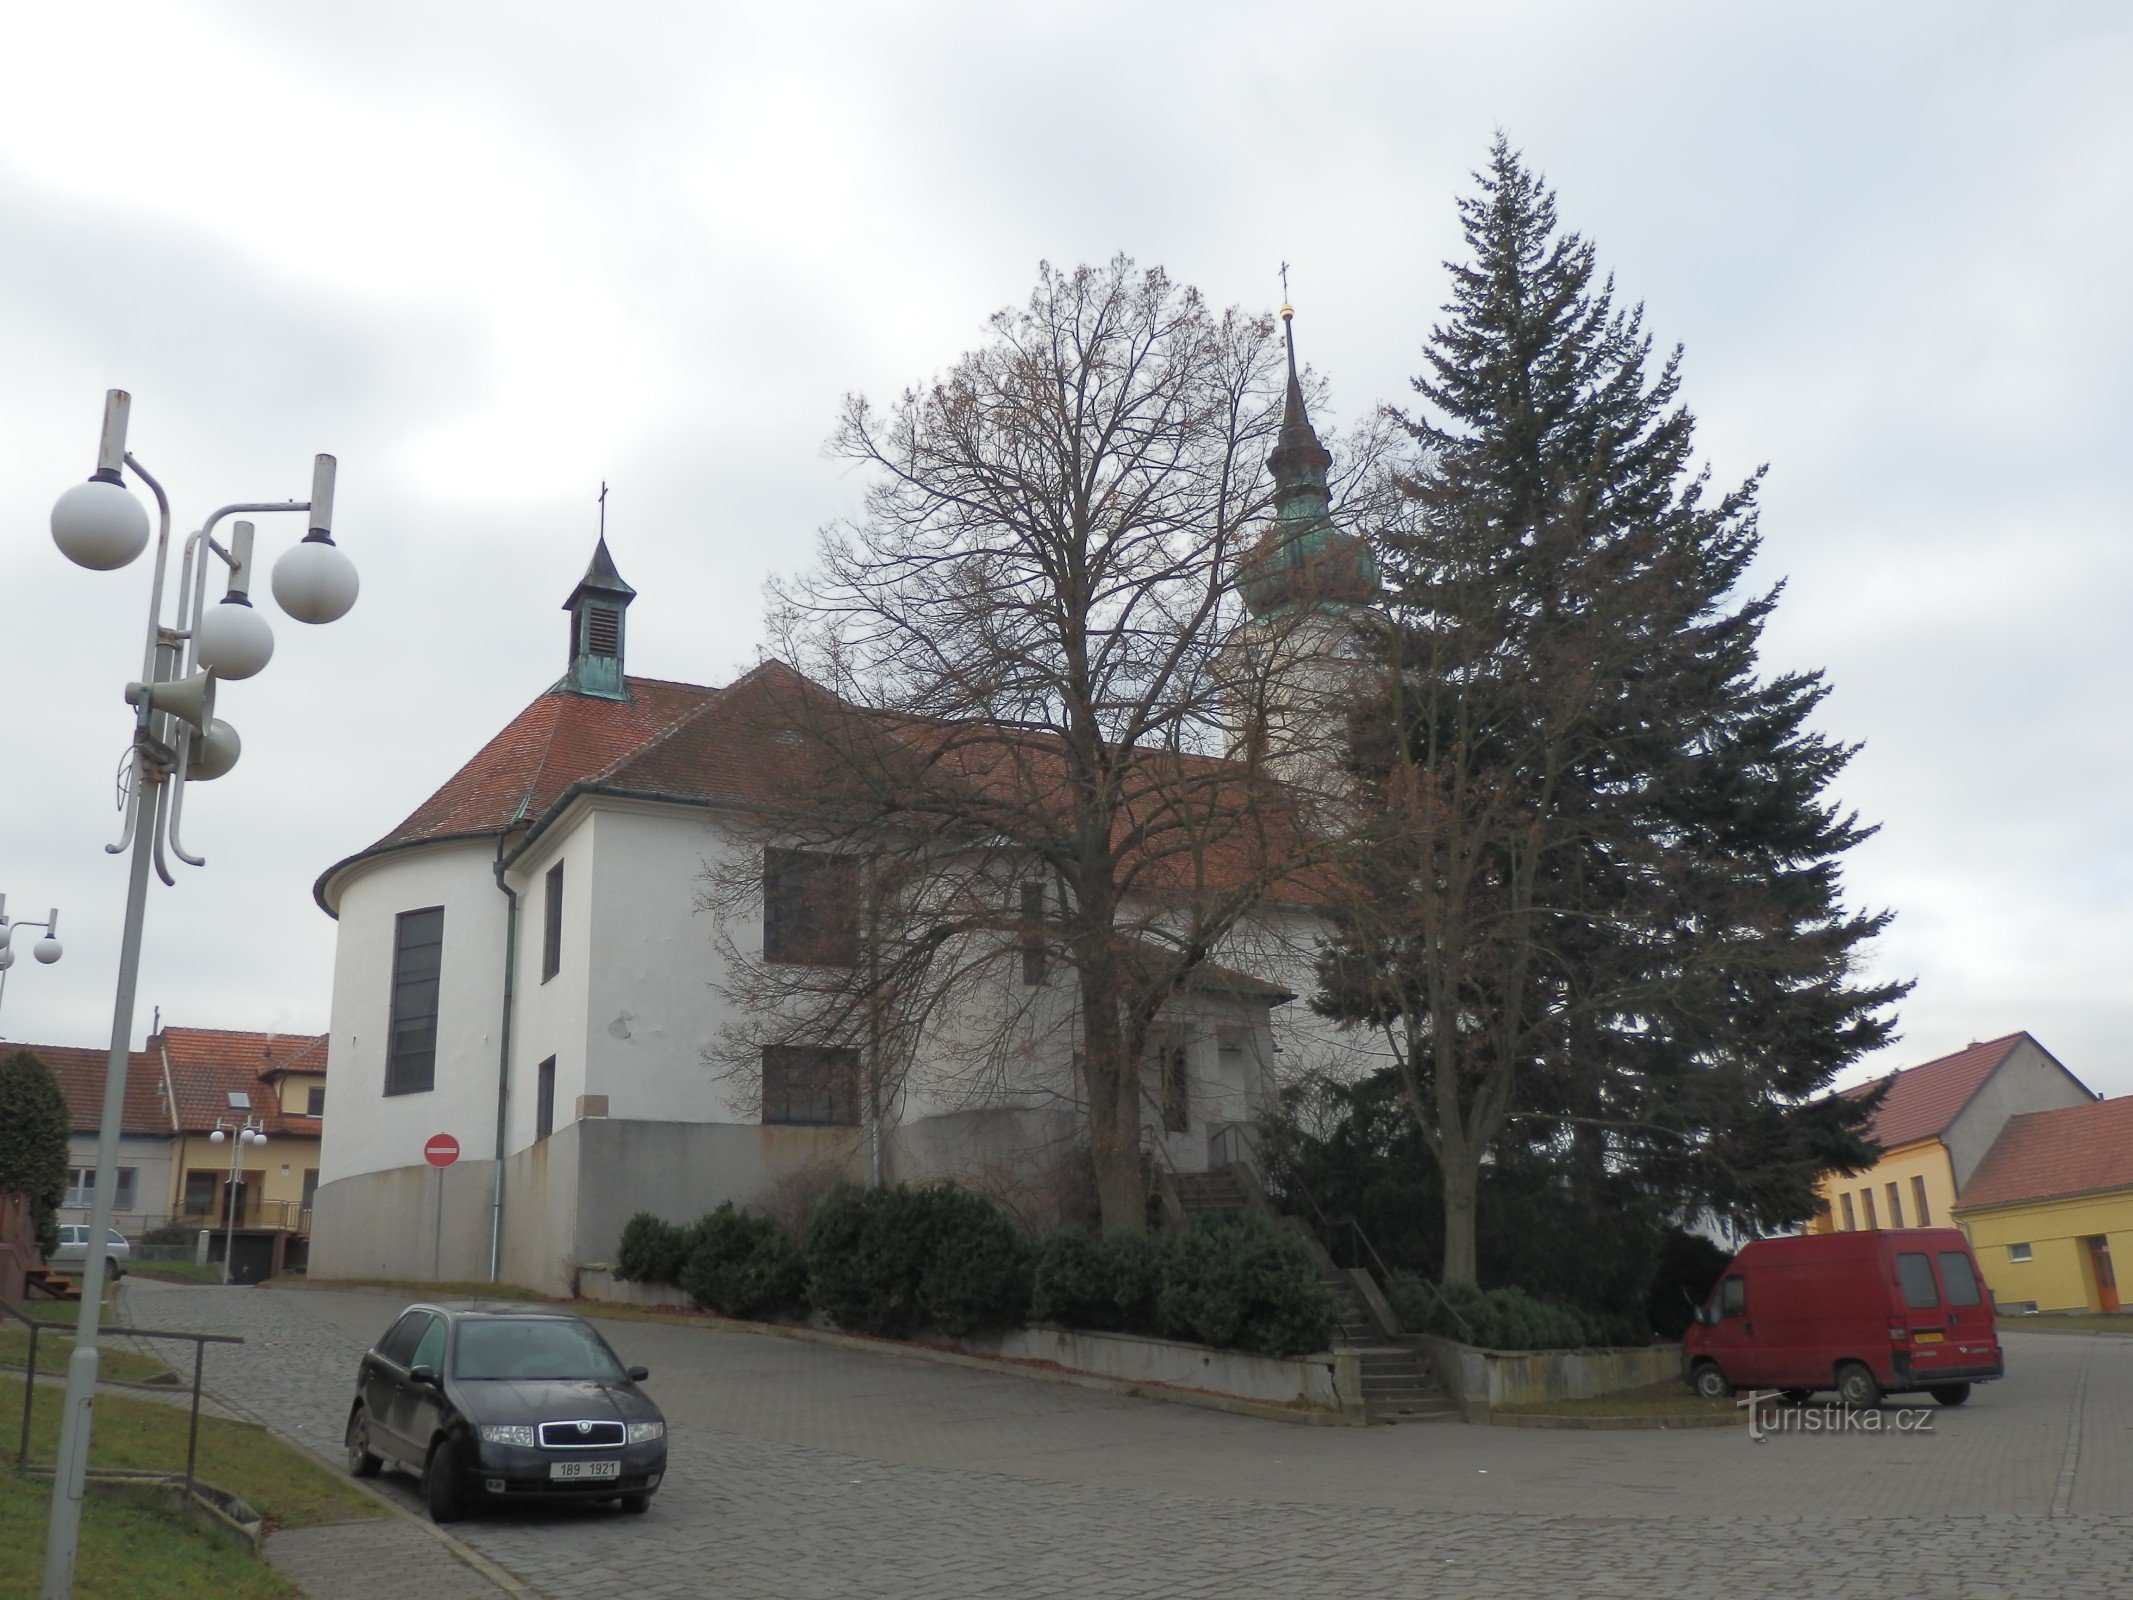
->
xmin=127 ymin=1279 xmax=2133 ymax=1600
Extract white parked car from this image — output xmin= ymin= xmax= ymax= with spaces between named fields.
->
xmin=50 ymin=1224 xmax=131 ymax=1279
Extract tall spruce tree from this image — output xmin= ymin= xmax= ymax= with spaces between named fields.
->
xmin=1315 ymin=139 xmax=1903 ymax=1284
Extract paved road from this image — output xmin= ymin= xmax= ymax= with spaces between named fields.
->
xmin=127 ymin=1279 xmax=2132 ymax=1599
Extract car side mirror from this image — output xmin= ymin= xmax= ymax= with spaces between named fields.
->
xmin=627 ymin=1366 xmax=649 ymax=1383
xmin=409 ymin=1365 xmax=441 ymax=1387
xmin=1695 ymin=1304 xmax=1716 ymax=1327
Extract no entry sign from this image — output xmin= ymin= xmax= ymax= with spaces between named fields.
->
xmin=424 ymin=1133 xmax=461 ymax=1168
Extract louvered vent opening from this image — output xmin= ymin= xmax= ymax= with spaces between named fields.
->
xmin=584 ymin=607 xmax=621 ymax=658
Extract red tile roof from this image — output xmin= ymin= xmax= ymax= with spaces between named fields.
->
xmin=1956 ymin=1097 xmax=2133 ymax=1210
xmin=1840 ymin=1033 xmax=2027 ymax=1151
xmin=157 ymin=1027 xmax=328 ymax=1136
xmin=316 ymin=675 xmax=715 ymax=911
xmin=9 ymin=1042 xmax=168 ymax=1137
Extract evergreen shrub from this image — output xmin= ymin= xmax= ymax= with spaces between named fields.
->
xmin=1387 ymin=1276 xmax=1627 ymax=1351
xmin=1153 ymin=1211 xmax=1339 ymax=1358
xmin=679 ymin=1203 xmax=809 ymax=1319
xmin=616 ymin=1211 xmax=690 ymax=1285
xmin=803 ymin=1181 xmax=1031 ymax=1338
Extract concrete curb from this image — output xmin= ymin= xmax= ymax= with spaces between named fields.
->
xmin=1482 ymin=1410 xmax=1739 ymax=1430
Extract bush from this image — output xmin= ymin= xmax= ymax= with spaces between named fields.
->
xmin=679 ymin=1203 xmax=809 ymax=1319
xmin=804 ymin=1181 xmax=1031 ymax=1339
xmin=0 ymin=1050 xmax=69 ymax=1259
xmin=1153 ymin=1212 xmax=1340 ymax=1358
xmin=1032 ymin=1228 xmax=1169 ymax=1334
xmin=1385 ymin=1276 xmax=1624 ymax=1351
xmin=616 ymin=1211 xmax=690 ymax=1285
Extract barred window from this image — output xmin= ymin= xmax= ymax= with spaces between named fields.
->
xmin=762 ymin=849 xmax=860 ymax=967
xmin=762 ymin=1046 xmax=860 ymax=1126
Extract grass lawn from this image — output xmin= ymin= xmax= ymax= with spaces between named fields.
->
xmin=2 ymin=1374 xmax=383 ymax=1532
xmin=1494 ymin=1379 xmax=1737 ymax=1421
xmin=1 ymin=1325 xmax=175 ymax=1386
xmin=282 ymin=1274 xmax=548 ymax=1302
xmin=0 ymin=1471 xmax=295 ymax=1600
xmin=1999 ymin=1313 xmax=2133 ymax=1337
xmin=126 ymin=1262 xmax=227 ymax=1285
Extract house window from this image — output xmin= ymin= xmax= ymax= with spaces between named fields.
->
xmin=1886 ymin=1182 xmax=1904 ymax=1229
xmin=762 ymin=849 xmax=860 ymax=967
xmin=1862 ymin=1188 xmax=1879 ymax=1230
xmin=64 ymin=1168 xmax=138 ymax=1210
xmin=1151 ymin=1029 xmax=1188 ymax=1134
xmin=386 ymin=906 xmax=445 ymax=1095
xmin=1911 ymin=1175 xmax=1931 ymax=1227
xmin=536 ymin=1056 xmax=557 ymax=1142
xmin=301 ymin=1169 xmax=319 ymax=1210
xmin=181 ymin=1170 xmax=219 ymax=1216
xmin=542 ymin=861 xmax=564 ymax=983
xmin=1839 ymin=1193 xmax=1856 ymax=1231
xmin=761 ymin=1045 xmax=859 ymax=1126
xmin=2009 ymin=1243 xmax=2033 ymax=1263
xmin=1019 ymin=881 xmax=1047 ymax=986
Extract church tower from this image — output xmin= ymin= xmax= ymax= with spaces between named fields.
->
xmin=1226 ymin=304 xmax=1377 ymax=788
xmin=561 ymin=535 xmax=636 ymax=700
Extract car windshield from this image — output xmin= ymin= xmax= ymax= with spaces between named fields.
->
xmin=453 ymin=1319 xmax=625 ymax=1381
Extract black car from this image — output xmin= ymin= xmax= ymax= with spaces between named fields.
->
xmin=344 ymin=1304 xmax=668 ymax=1522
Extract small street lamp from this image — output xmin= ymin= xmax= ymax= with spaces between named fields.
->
xmin=40 ymin=390 xmax=356 ymax=1600
xmin=207 ymin=1115 xmax=268 ymax=1286
xmin=0 ymin=895 xmax=65 ymax=1024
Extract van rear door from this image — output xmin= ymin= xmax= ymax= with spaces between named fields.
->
xmin=1891 ymin=1246 xmax=1990 ymax=1384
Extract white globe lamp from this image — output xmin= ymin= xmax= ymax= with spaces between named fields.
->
xmin=271 ymin=535 xmax=359 ymax=625
xmin=208 ymin=1128 xmax=226 ymax=1145
xmin=52 ymin=479 xmax=151 ymax=571
xmin=188 ymin=719 xmax=242 ymax=782
xmin=195 ymin=599 xmax=275 ymax=679
xmin=34 ymin=937 xmax=62 ymax=964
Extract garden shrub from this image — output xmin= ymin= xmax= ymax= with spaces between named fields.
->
xmin=803 ymin=1181 xmax=1030 ymax=1338
xmin=1385 ymin=1275 xmax=1623 ymax=1351
xmin=1152 ymin=1211 xmax=1339 ymax=1358
xmin=915 ymin=1184 xmax=1033 ymax=1335
xmin=679 ymin=1203 xmax=809 ymax=1319
xmin=1032 ymin=1228 xmax=1169 ymax=1334
xmin=616 ymin=1211 xmax=689 ymax=1285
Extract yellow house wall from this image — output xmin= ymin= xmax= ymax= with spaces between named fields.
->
xmin=1957 ymin=1191 xmax=2133 ymax=1313
xmin=164 ymin=1132 xmax=323 ymax=1217
xmin=1813 ymin=1140 xmax=1959 ymax=1234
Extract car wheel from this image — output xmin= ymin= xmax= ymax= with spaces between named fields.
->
xmin=345 ymin=1409 xmax=382 ymax=1479
xmin=106 ymin=1256 xmax=122 ymax=1280
xmin=1689 ymin=1361 xmax=1731 ymax=1400
xmin=423 ymin=1438 xmax=464 ymax=1523
xmin=1835 ymin=1361 xmax=1883 ymax=1409
xmin=1929 ymin=1382 xmax=1972 ymax=1407
xmin=619 ymin=1494 xmax=651 ymax=1514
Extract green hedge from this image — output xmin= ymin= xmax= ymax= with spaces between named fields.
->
xmin=615 ymin=1212 xmax=690 ymax=1286
xmin=1034 ymin=1213 xmax=1338 ymax=1358
xmin=680 ymin=1204 xmax=809 ymax=1319
xmin=1386 ymin=1276 xmax=1641 ymax=1350
xmin=803 ymin=1182 xmax=1032 ymax=1338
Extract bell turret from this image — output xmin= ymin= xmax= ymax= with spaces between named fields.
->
xmin=562 ymin=535 xmax=635 ymax=700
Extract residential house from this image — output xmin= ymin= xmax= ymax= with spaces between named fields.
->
xmin=27 ymin=1026 xmax=327 ymax=1279
xmin=43 ymin=1041 xmax=172 ymax=1237
xmin=1953 ymin=1097 xmax=2133 ymax=1314
xmin=1811 ymin=1033 xmax=2095 ymax=1235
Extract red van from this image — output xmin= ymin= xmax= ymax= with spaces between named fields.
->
xmin=1681 ymin=1228 xmax=2003 ymax=1407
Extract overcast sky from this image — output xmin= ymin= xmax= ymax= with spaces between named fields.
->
xmin=2 ymin=2 xmax=2126 ymax=1099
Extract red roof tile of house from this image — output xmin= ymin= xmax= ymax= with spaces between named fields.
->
xmin=1956 ymin=1096 xmax=2133 ymax=1210
xmin=1840 ymin=1033 xmax=2028 ymax=1151
xmin=157 ymin=1027 xmax=328 ymax=1136
xmin=10 ymin=1042 xmax=168 ymax=1137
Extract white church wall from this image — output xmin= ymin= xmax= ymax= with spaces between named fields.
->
xmin=500 ymin=811 xmax=597 ymax=1155
xmin=319 ymin=840 xmax=510 ymax=1187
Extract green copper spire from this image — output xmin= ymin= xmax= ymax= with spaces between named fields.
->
xmin=1236 ymin=304 xmax=1377 ymax=619
xmin=562 ymin=499 xmax=636 ymax=699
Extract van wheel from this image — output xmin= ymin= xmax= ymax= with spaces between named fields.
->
xmin=1835 ymin=1362 xmax=1883 ymax=1408
xmin=1929 ymin=1382 xmax=1972 ymax=1407
xmin=1689 ymin=1361 xmax=1731 ymax=1400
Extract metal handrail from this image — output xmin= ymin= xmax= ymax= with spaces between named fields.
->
xmin=4 ymin=1297 xmax=243 ymax=1499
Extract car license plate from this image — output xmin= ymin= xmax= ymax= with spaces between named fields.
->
xmin=549 ymin=1460 xmax=621 ymax=1482
xmin=1915 ymin=1331 xmax=1943 ymax=1344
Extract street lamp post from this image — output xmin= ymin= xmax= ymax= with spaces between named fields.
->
xmin=40 ymin=390 xmax=357 ymax=1600
xmin=207 ymin=1115 xmax=268 ymax=1286
xmin=0 ymin=896 xmax=66 ymax=1024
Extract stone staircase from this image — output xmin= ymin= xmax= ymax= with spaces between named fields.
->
xmin=1166 ymin=1163 xmax=1457 ymax=1424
